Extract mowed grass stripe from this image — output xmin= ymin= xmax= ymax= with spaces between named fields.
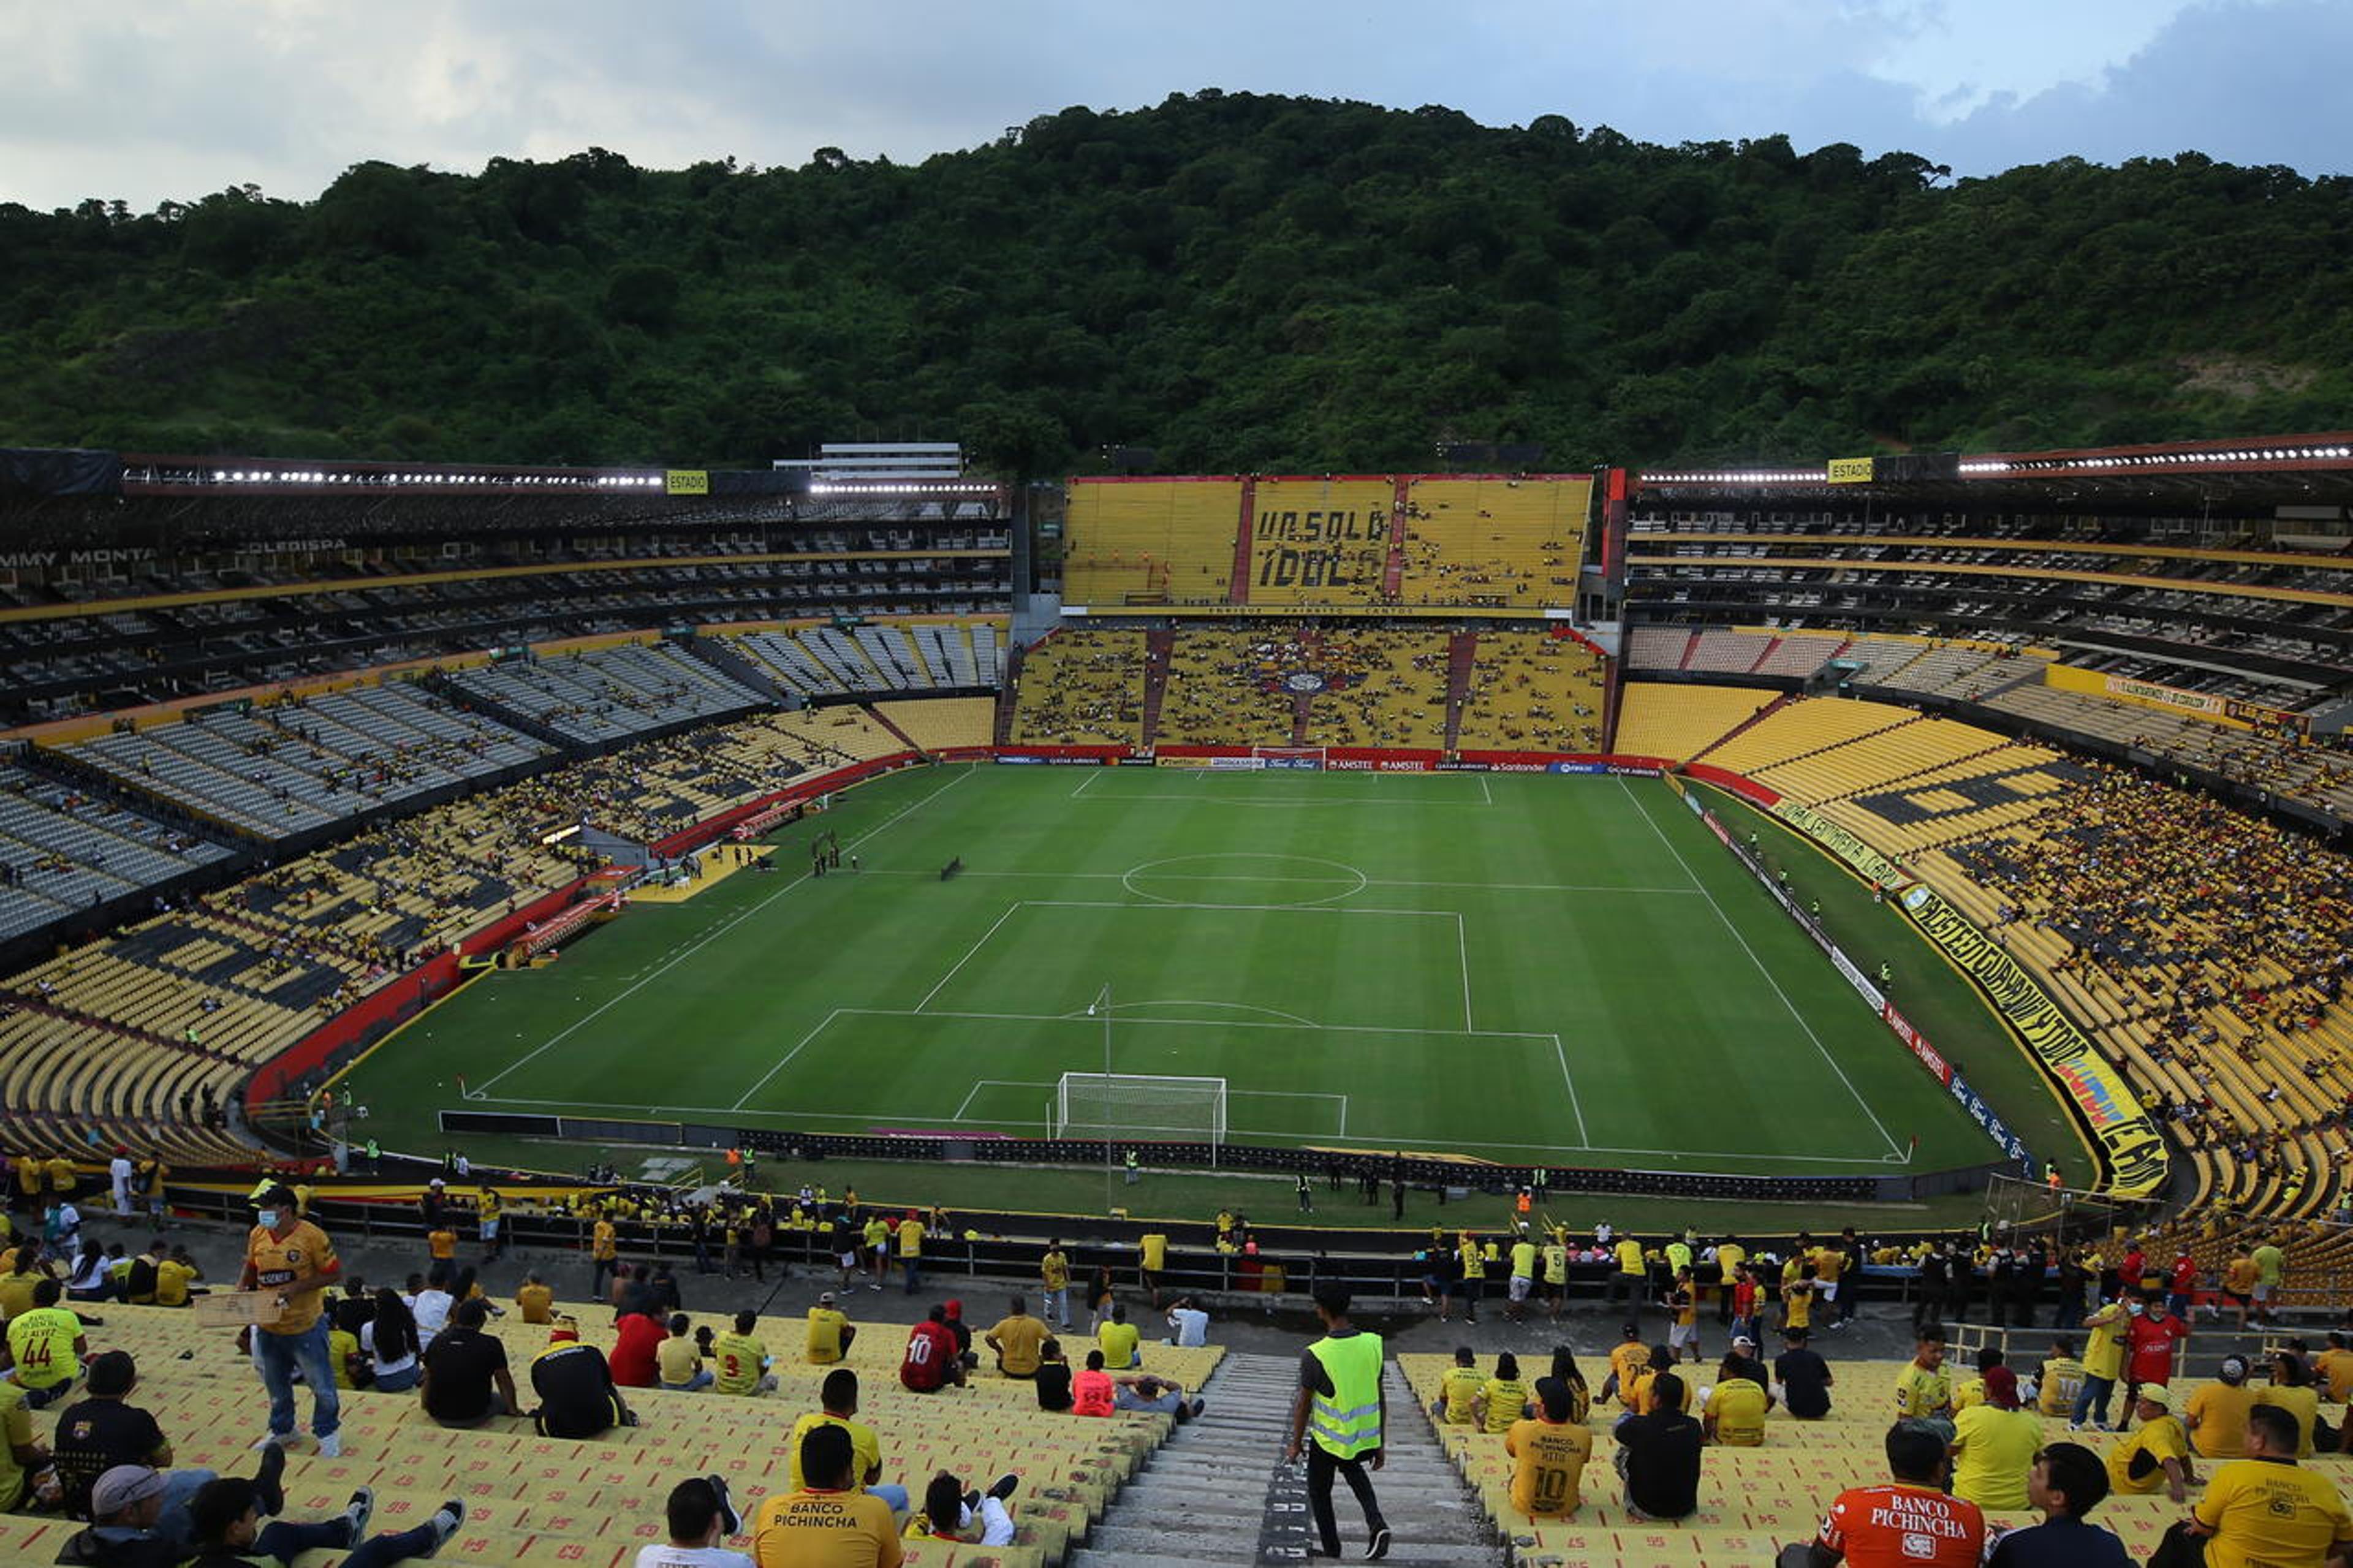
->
xmin=357 ymin=765 xmax=1996 ymax=1171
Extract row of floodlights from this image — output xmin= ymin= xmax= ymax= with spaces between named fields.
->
xmin=203 ymin=470 xmax=666 ymax=487
xmin=1644 ymin=470 xmax=1824 ymax=483
xmin=808 ymin=482 xmax=999 ymax=494
xmin=1963 ymin=445 xmax=2353 ymax=474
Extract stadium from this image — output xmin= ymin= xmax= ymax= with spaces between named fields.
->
xmin=0 ymin=427 xmax=2351 ymax=1563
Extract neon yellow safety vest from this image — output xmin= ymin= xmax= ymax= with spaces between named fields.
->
xmin=1306 ymin=1331 xmax=1385 ymax=1459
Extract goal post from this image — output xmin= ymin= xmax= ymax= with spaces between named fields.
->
xmin=1250 ymin=746 xmax=1325 ymax=770
xmin=1051 ymin=1072 xmax=1229 ymax=1159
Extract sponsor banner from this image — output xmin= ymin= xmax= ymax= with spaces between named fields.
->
xmin=1883 ymin=1006 xmax=1952 ymax=1086
xmin=1684 ymin=790 xmax=1707 ymax=818
xmin=1606 ymin=764 xmax=1664 ymax=778
xmin=1548 ymin=762 xmax=1607 ymax=775
xmin=1207 ymin=756 xmax=1266 ymax=771
xmin=1263 ymin=757 xmax=1323 ymax=770
xmin=1487 ymin=763 xmax=1551 ymax=773
xmin=2225 ymin=697 xmax=2310 ymax=735
xmin=1702 ymin=811 xmax=1730 ymax=847
xmin=1897 ymin=883 xmax=2167 ymax=1197
xmin=1946 ymin=1070 xmax=2033 ymax=1170
xmin=2105 ymin=674 xmax=2226 ymax=716
xmin=1662 ymin=771 xmax=1688 ymax=801
xmin=1827 ymin=456 xmax=1876 ymax=484
xmin=994 ymin=755 xmax=1044 ymax=765
xmin=1829 ymin=945 xmax=1888 ymax=1013
xmin=1156 ymin=756 xmax=1216 ymax=770
xmin=1434 ymin=762 xmax=1491 ymax=772
xmin=1376 ymin=759 xmax=1431 ymax=773
xmin=664 ymin=469 xmax=710 ymax=495
xmin=1116 ymin=754 xmax=1157 ymax=766
xmin=1771 ymin=799 xmax=1912 ymax=890
xmin=1042 ymin=756 xmax=1104 ymax=765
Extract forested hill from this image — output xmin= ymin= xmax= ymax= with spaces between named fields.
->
xmin=4 ymin=91 xmax=2351 ymax=474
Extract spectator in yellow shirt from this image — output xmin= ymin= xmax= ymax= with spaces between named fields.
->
xmin=1431 ymin=1346 xmax=1483 ymax=1425
xmin=1097 ymin=1305 xmax=1142 ymax=1369
xmin=513 ymin=1273 xmax=554 ymax=1325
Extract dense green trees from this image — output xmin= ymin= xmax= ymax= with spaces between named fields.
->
xmin=2 ymin=94 xmax=2347 ymax=472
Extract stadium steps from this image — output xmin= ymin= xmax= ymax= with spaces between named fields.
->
xmin=1676 ymin=629 xmax=1701 ymax=670
xmin=1745 ymin=634 xmax=1781 ymax=673
xmin=1070 ymin=1354 xmax=1497 ymax=1568
xmin=1140 ymin=627 xmax=1176 ymax=745
xmin=1684 ymin=692 xmax=1790 ymax=765
xmin=1442 ymin=631 xmax=1479 ymax=752
xmin=683 ymin=634 xmax=796 ymax=703
xmin=995 ymin=642 xmax=1027 ymax=744
xmin=863 ymin=702 xmax=925 ymax=754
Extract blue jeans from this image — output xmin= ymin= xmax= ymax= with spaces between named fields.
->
xmin=2071 ymin=1374 xmax=2115 ymax=1428
xmin=662 ymin=1369 xmax=714 ymax=1392
xmin=254 ymin=1318 xmax=341 ymax=1440
xmin=19 ymin=1377 xmax=75 ymax=1409
xmin=1043 ymin=1287 xmax=1067 ymax=1325
xmin=157 ymin=1467 xmax=219 ymax=1553
xmin=903 ymin=1257 xmax=922 ymax=1293
xmin=255 ymin=1515 xmax=438 ymax=1568
xmin=373 ymin=1363 xmax=420 ymax=1393
xmin=868 ymin=1484 xmax=910 ymax=1513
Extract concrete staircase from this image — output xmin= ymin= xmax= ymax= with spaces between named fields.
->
xmin=1071 ymin=1352 xmax=1501 ymax=1568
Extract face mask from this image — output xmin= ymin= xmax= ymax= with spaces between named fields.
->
xmin=2126 ymin=1301 xmax=2144 ymax=1316
xmin=256 ymin=1210 xmax=281 ymax=1229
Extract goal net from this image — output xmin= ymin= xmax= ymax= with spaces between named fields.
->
xmin=1051 ymin=1072 xmax=1229 ymax=1156
xmin=1250 ymin=746 xmax=1325 ymax=770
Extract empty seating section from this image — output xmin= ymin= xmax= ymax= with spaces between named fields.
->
xmin=1988 ymin=681 xmax=2353 ymax=819
xmin=1156 ymin=626 xmax=1302 ymax=747
xmin=0 ymin=763 xmax=233 ymax=940
xmin=1610 ymin=684 xmax=1775 ymax=761
xmin=1063 ymin=479 xmax=1241 ymax=605
xmin=1397 ymin=1353 xmax=2342 ymax=1564
xmin=1749 ymin=631 xmax=1849 ymax=677
xmin=1453 ymin=631 xmax=1606 ymax=754
xmin=1699 ymin=697 xmax=1909 ymax=776
xmin=444 ymin=643 xmax=763 ymax=746
xmin=1007 ymin=629 xmax=1146 ymax=746
xmin=1748 ymin=716 xmax=2001 ymax=803
xmin=1681 ymin=628 xmax=1777 ymax=674
xmin=1246 ymin=479 xmax=1394 ymax=607
xmin=70 ymin=724 xmax=339 ymax=836
xmin=13 ymin=1301 xmax=1219 ymax=1568
xmin=0 ymin=1007 xmax=248 ymax=1164
xmin=1399 ymin=477 xmax=1586 ymax=607
xmin=726 ymin=621 xmax=1004 ymax=697
xmin=1623 ymin=625 xmax=1691 ymax=669
xmin=876 ymin=697 xmax=995 ymax=752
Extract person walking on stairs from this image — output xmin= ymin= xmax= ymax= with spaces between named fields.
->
xmin=1286 ymin=1282 xmax=1392 ymax=1561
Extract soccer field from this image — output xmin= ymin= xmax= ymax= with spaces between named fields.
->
xmin=353 ymin=763 xmax=2018 ymax=1173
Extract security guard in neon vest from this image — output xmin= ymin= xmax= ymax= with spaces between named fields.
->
xmin=1286 ymin=1282 xmax=1393 ymax=1561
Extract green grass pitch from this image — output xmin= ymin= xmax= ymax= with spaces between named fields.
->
xmin=350 ymin=763 xmax=2021 ymax=1174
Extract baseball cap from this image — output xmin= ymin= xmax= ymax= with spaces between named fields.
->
xmin=429 ymin=1177 xmax=445 ymax=1187
xmin=91 ymin=1466 xmax=166 ymax=1518
xmin=2219 ymin=1355 xmax=2249 ymax=1384
xmin=2137 ymin=1384 xmax=2175 ymax=1412
xmin=1731 ymin=1335 xmax=1756 ymax=1349
xmin=817 ymin=1292 xmax=835 ymax=1305
xmin=85 ymin=1350 xmax=137 ymax=1397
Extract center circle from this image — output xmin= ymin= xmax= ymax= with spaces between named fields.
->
xmin=1121 ymin=853 xmax=1370 ymax=908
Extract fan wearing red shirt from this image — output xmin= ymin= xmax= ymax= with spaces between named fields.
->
xmin=1792 ymin=1423 xmax=1984 ymax=1568
xmin=2124 ymin=1294 xmax=2188 ymax=1398
xmin=900 ymin=1303 xmax=967 ymax=1393
xmin=2166 ymin=1251 xmax=2198 ymax=1320
xmin=609 ymin=1307 xmax=665 ymax=1388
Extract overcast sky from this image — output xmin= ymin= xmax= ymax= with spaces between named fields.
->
xmin=2 ymin=0 xmax=2345 ymax=212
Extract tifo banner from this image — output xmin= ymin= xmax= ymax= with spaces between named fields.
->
xmin=1897 ymin=884 xmax=2167 ymax=1197
xmin=664 ymin=469 xmax=710 ymax=495
xmin=1771 ymin=800 xmax=1913 ymax=890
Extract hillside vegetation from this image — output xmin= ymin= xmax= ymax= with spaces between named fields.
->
xmin=2 ymin=91 xmax=2349 ymax=473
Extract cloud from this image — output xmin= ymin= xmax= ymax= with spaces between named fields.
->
xmin=0 ymin=0 xmax=2343 ymax=212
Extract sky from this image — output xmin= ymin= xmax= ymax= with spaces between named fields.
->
xmin=1 ymin=0 xmax=2346 ymax=212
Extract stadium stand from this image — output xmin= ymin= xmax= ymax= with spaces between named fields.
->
xmin=1154 ymin=625 xmax=1303 ymax=748
xmin=1063 ymin=479 xmax=1242 ymax=606
xmin=1006 ymin=629 xmax=1146 ymax=746
xmin=1451 ymin=631 xmax=1607 ymax=754
xmin=1245 ymin=478 xmax=1395 ymax=607
xmin=441 ymin=643 xmax=765 ymax=748
xmin=2 ymin=1298 xmax=1222 ymax=1568
xmin=875 ymin=697 xmax=997 ymax=753
xmin=1610 ymin=684 xmax=1778 ymax=762
xmin=0 ymin=763 xmax=235 ymax=941
xmin=1394 ymin=1350 xmax=2353 ymax=1564
xmin=1294 ymin=627 xmax=1455 ymax=751
xmin=1398 ymin=477 xmax=1588 ymax=608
